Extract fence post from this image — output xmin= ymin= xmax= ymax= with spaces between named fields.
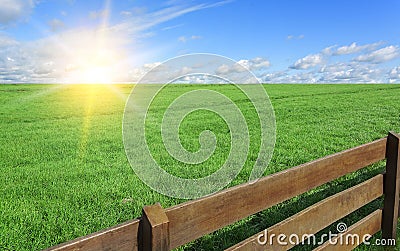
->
xmin=382 ymin=131 xmax=400 ymax=241
xmin=139 ymin=203 xmax=170 ymax=251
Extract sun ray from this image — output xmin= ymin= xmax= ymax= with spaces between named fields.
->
xmin=77 ymin=86 xmax=98 ymax=159
xmin=77 ymin=84 xmax=127 ymax=160
xmin=105 ymin=84 xmax=130 ymax=101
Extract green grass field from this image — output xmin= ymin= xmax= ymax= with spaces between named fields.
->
xmin=1 ymin=84 xmax=400 ymax=250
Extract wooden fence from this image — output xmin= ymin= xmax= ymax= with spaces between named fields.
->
xmin=45 ymin=132 xmax=400 ymax=251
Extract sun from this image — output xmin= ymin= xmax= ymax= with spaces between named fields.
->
xmin=82 ymin=66 xmax=113 ymax=84
xmin=64 ymin=47 xmax=121 ymax=84
xmin=65 ymin=62 xmax=117 ymax=84
xmin=60 ymin=0 xmax=125 ymax=84
xmin=78 ymin=48 xmax=118 ymax=84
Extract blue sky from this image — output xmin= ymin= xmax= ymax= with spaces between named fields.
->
xmin=0 ymin=0 xmax=400 ymax=83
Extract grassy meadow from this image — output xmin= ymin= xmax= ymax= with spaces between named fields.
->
xmin=0 ymin=84 xmax=400 ymax=250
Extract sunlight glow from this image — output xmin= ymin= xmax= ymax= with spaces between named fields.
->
xmin=63 ymin=43 xmax=122 ymax=84
xmin=60 ymin=0 xmax=127 ymax=84
xmin=82 ymin=66 xmax=113 ymax=84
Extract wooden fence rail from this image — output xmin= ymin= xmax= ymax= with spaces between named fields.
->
xmin=45 ymin=132 xmax=400 ymax=251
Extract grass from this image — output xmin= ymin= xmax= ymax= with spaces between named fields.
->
xmin=0 ymin=83 xmax=399 ymax=250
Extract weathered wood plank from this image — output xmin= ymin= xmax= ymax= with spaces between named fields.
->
xmin=313 ymin=209 xmax=382 ymax=251
xmin=382 ymin=132 xmax=400 ymax=241
xmin=165 ymin=137 xmax=387 ymax=249
xmin=226 ymin=174 xmax=384 ymax=251
xmin=140 ymin=203 xmax=169 ymax=251
xmin=43 ymin=219 xmax=140 ymax=251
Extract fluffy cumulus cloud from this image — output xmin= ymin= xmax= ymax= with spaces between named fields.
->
xmin=290 ymin=53 xmax=324 ymax=70
xmin=0 ymin=0 xmax=35 ymax=25
xmin=174 ymin=75 xmax=230 ymax=84
xmin=259 ymin=71 xmax=288 ymax=82
xmin=238 ymin=57 xmax=271 ymax=70
xmin=270 ymin=41 xmax=400 ymax=83
xmin=136 ymin=42 xmax=400 ymax=83
xmin=354 ymin=46 xmax=400 ymax=63
xmin=321 ymin=45 xmax=337 ymax=55
xmin=128 ymin=63 xmax=201 ymax=83
xmin=333 ymin=42 xmax=381 ymax=55
xmin=318 ymin=62 xmax=385 ymax=83
xmin=259 ymin=62 xmax=387 ymax=84
xmin=216 ymin=57 xmax=270 ymax=75
xmin=261 ymin=71 xmax=318 ymax=83
xmin=389 ymin=66 xmax=400 ymax=83
xmin=128 ymin=63 xmax=162 ymax=82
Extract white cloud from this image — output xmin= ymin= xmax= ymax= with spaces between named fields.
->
xmin=178 ymin=35 xmax=202 ymax=42
xmin=0 ymin=0 xmax=34 ymax=25
xmin=389 ymin=66 xmax=400 ymax=83
xmin=179 ymin=66 xmax=192 ymax=75
xmin=290 ymin=53 xmax=324 ymax=70
xmin=321 ymin=45 xmax=337 ymax=55
xmin=260 ymin=58 xmax=393 ymax=83
xmin=286 ymin=72 xmax=318 ymax=83
xmin=389 ymin=66 xmax=400 ymax=78
xmin=333 ymin=42 xmax=382 ymax=55
xmin=0 ymin=33 xmax=18 ymax=47
xmin=162 ymin=24 xmax=183 ymax=31
xmin=178 ymin=36 xmax=186 ymax=42
xmin=216 ymin=57 xmax=270 ymax=75
xmin=354 ymin=46 xmax=400 ymax=63
xmin=174 ymin=74 xmax=230 ymax=84
xmin=128 ymin=63 xmax=199 ymax=83
xmin=215 ymin=64 xmax=230 ymax=74
xmin=45 ymin=40 xmax=399 ymax=84
xmin=287 ymin=34 xmax=304 ymax=40
xmin=111 ymin=1 xmax=230 ymax=36
xmin=259 ymin=71 xmax=288 ymax=83
xmin=318 ymin=62 xmax=385 ymax=83
xmin=262 ymin=71 xmax=318 ymax=83
xmin=143 ymin=62 xmax=162 ymax=70
xmin=335 ymin=42 xmax=362 ymax=55
xmin=238 ymin=57 xmax=271 ymax=70
xmin=120 ymin=11 xmax=132 ymax=17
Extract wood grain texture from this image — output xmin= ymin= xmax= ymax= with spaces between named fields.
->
xmin=43 ymin=219 xmax=140 ymax=251
xmin=165 ymin=138 xmax=387 ymax=249
xmin=140 ymin=203 xmax=170 ymax=251
xmin=313 ymin=209 xmax=382 ymax=251
xmin=382 ymin=132 xmax=400 ymax=241
xmin=226 ymin=174 xmax=384 ymax=251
